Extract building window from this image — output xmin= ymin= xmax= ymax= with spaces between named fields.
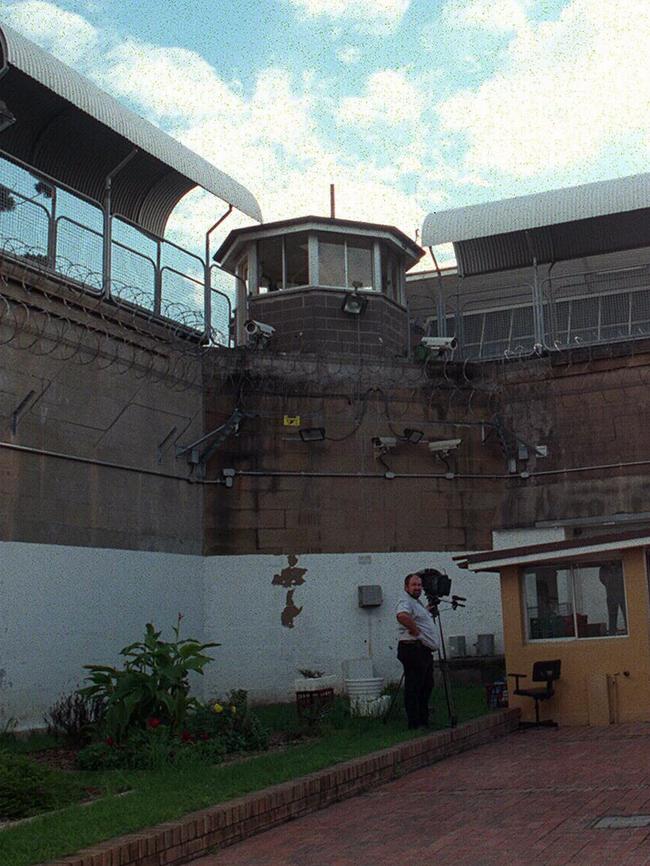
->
xmin=257 ymin=232 xmax=309 ymax=292
xmin=381 ymin=245 xmax=400 ymax=301
xmin=523 ymin=561 xmax=627 ymax=640
xmin=316 ymin=233 xmax=374 ymax=290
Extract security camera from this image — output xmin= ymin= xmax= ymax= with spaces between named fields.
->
xmin=420 ymin=336 xmax=458 ymax=353
xmin=428 ymin=438 xmax=462 ymax=455
xmin=245 ymin=320 xmax=275 ymax=339
xmin=372 ymin=436 xmax=397 ymax=450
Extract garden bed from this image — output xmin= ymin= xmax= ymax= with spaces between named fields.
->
xmin=0 ymin=685 xmax=492 ymax=866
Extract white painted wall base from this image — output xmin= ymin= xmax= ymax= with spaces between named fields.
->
xmin=0 ymin=542 xmax=204 ymax=729
xmin=202 ymin=551 xmax=503 ymax=703
xmin=0 ymin=543 xmax=503 ymax=728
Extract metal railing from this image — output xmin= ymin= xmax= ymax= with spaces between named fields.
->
xmin=0 ymin=152 xmax=236 ymax=344
xmin=418 ymin=261 xmax=650 ymax=360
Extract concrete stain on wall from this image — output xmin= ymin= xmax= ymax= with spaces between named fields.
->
xmin=273 ymin=554 xmax=307 ymax=628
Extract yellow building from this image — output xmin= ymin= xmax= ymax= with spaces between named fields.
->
xmin=457 ymin=530 xmax=650 ymax=726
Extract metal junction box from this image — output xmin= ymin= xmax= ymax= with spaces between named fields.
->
xmin=358 ymin=585 xmax=383 ymax=607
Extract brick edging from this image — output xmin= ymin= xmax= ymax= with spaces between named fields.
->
xmin=41 ymin=709 xmax=520 ymax=866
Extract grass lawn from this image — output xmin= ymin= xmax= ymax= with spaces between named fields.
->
xmin=0 ymin=685 xmax=489 ymax=866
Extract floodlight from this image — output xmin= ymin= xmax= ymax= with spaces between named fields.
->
xmin=341 ymin=291 xmax=368 ymax=315
xmin=299 ymin=427 xmax=326 ymax=442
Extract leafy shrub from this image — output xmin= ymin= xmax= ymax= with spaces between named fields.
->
xmin=187 ymin=691 xmax=268 ymax=753
xmin=0 ymin=751 xmax=84 ymax=820
xmin=44 ymin=692 xmax=105 ymax=744
xmin=76 ymin=691 xmax=267 ymax=771
xmin=78 ymin=617 xmax=219 ymax=742
xmin=77 ymin=726 xmax=226 ymax=771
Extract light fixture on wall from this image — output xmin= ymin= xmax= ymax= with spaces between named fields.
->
xmin=299 ymin=427 xmax=326 ymax=442
xmin=403 ymin=428 xmax=424 ymax=444
xmin=0 ymin=100 xmax=16 ymax=133
xmin=341 ymin=290 xmax=368 ymax=315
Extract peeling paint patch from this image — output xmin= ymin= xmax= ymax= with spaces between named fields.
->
xmin=273 ymin=554 xmax=307 ymax=588
xmin=273 ymin=554 xmax=307 ymax=628
xmin=281 ymin=589 xmax=303 ymax=629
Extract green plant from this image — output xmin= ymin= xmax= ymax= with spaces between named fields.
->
xmin=0 ymin=685 xmax=489 ymax=866
xmin=186 ymin=691 xmax=268 ymax=753
xmin=44 ymin=692 xmax=105 ymax=744
xmin=78 ymin=617 xmax=219 ymax=742
xmin=77 ymin=725 xmax=228 ymax=771
xmin=0 ymin=751 xmax=84 ymax=820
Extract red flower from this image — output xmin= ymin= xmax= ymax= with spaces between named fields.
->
xmin=105 ymin=736 xmax=115 ymax=747
xmin=181 ymin=729 xmax=193 ymax=742
xmin=200 ymin=732 xmax=210 ymax=741
xmin=147 ymin=717 xmax=161 ymax=729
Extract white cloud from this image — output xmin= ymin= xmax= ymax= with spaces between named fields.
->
xmin=93 ymin=34 xmax=428 ymax=248
xmin=443 ymin=0 xmax=531 ymax=34
xmin=338 ymin=69 xmax=425 ymax=128
xmin=2 ymin=1 xmax=445 ymax=256
xmin=336 ymin=44 xmax=362 ymax=64
xmin=1 ymin=0 xmax=98 ymax=62
xmin=100 ymin=41 xmax=243 ymax=124
xmin=285 ymin=0 xmax=410 ymax=33
xmin=437 ymin=0 xmax=650 ymax=178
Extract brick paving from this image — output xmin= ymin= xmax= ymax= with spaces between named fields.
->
xmin=190 ymin=723 xmax=650 ymax=866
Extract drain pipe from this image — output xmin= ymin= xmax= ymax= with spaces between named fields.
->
xmin=428 ymin=246 xmax=447 ymax=338
xmin=204 ymin=204 xmax=234 ymax=339
xmin=102 ymin=149 xmax=138 ymax=298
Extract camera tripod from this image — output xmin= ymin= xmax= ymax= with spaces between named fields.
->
xmin=384 ymin=593 xmax=465 ymax=729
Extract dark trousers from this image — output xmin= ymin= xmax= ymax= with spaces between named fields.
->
xmin=397 ymin=641 xmax=434 ymax=728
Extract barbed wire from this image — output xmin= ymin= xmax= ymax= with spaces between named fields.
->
xmin=0 ymin=242 xmax=233 ymax=391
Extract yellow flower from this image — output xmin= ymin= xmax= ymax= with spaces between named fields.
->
xmin=213 ymin=702 xmax=223 ymax=714
xmin=230 ymin=705 xmax=237 ymax=715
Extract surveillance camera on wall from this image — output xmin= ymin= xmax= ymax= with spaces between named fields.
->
xmin=245 ymin=320 xmax=275 ymax=339
xmin=420 ymin=336 xmax=458 ymax=353
xmin=428 ymin=438 xmax=462 ymax=455
xmin=372 ymin=436 xmax=397 ymax=450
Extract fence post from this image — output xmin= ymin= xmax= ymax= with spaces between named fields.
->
xmin=46 ymin=185 xmax=57 ymax=271
xmin=531 ymin=260 xmax=546 ymax=348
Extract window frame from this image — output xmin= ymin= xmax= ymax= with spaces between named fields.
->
xmin=522 ymin=559 xmax=628 ymax=643
xmin=315 ymin=232 xmax=377 ymax=292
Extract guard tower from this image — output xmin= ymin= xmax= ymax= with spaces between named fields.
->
xmin=214 ymin=216 xmax=423 ymax=356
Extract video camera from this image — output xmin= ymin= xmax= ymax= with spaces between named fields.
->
xmin=416 ymin=568 xmax=465 ymax=611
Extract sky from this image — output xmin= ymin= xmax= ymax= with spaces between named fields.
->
xmin=2 ymin=0 xmax=649 ymax=267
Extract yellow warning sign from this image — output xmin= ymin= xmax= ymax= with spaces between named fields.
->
xmin=283 ymin=415 xmax=301 ymax=427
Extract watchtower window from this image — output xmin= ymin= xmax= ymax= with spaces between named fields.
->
xmin=317 ymin=233 xmax=373 ymax=290
xmin=257 ymin=231 xmax=309 ymax=292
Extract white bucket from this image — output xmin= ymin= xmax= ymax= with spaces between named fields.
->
xmin=345 ymin=676 xmax=386 ymax=717
xmin=350 ymin=694 xmax=391 ymax=718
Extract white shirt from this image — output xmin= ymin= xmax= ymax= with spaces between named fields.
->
xmin=396 ymin=590 xmax=439 ymax=651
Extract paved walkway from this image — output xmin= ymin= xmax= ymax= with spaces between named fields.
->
xmin=190 ymin=723 xmax=650 ymax=866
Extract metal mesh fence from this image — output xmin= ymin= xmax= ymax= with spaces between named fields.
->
xmin=543 ymin=265 xmax=650 ymax=348
xmin=55 ymin=216 xmax=103 ymax=291
xmin=111 ymin=240 xmax=156 ymax=311
xmin=209 ymin=264 xmax=235 ymax=346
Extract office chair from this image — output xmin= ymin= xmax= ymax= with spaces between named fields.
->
xmin=508 ymin=659 xmax=561 ymax=728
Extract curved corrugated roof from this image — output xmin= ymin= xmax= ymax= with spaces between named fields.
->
xmin=422 ymin=173 xmax=650 ymax=276
xmin=422 ymin=173 xmax=650 ymax=246
xmin=0 ymin=23 xmax=262 ymax=234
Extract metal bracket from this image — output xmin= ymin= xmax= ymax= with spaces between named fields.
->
xmin=11 ymin=390 xmax=35 ymax=434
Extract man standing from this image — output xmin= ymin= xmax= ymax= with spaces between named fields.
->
xmin=396 ymin=573 xmax=439 ymax=729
